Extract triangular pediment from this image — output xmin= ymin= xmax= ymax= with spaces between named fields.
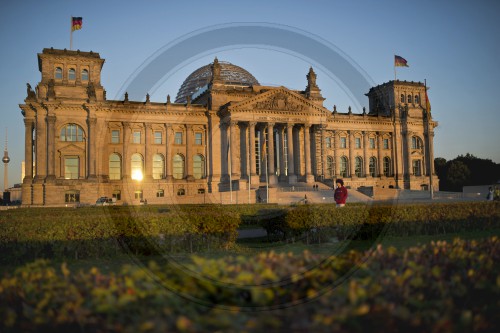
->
xmin=229 ymin=87 xmax=323 ymax=113
xmin=58 ymin=143 xmax=85 ymax=154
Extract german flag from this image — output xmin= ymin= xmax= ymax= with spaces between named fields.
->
xmin=71 ymin=17 xmax=82 ymax=31
xmin=425 ymin=88 xmax=431 ymax=113
xmin=394 ymin=55 xmax=409 ymax=67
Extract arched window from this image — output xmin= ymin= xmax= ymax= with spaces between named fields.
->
xmin=81 ymin=69 xmax=89 ymax=81
xmin=369 ymin=157 xmax=377 ymax=177
xmin=400 ymin=94 xmax=405 ymax=103
xmin=60 ymin=124 xmax=84 ymax=142
xmin=55 ymin=67 xmax=63 ymax=79
xmin=109 ymin=153 xmax=121 ymax=180
xmin=68 ymin=68 xmax=76 ymax=80
xmin=131 ymin=153 xmax=144 ymax=181
xmin=193 ymin=154 xmax=205 ymax=179
xmin=415 ymin=95 xmax=419 ymax=104
xmin=340 ymin=156 xmax=349 ymax=177
xmin=326 ymin=156 xmax=334 ymax=178
xmin=383 ymin=157 xmax=392 ymax=177
xmin=407 ymin=94 xmax=412 ymax=103
xmin=173 ymin=154 xmax=184 ymax=179
xmin=152 ymin=154 xmax=164 ymax=180
xmin=355 ymin=157 xmax=363 ymax=177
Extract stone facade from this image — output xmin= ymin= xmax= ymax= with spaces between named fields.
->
xmin=19 ymin=48 xmax=438 ymax=206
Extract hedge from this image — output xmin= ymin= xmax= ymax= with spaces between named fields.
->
xmin=276 ymin=202 xmax=500 ymax=243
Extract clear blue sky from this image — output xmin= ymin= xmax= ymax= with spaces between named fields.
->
xmin=1 ymin=0 xmax=499 ymax=189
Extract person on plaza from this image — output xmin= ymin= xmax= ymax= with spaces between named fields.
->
xmin=334 ymin=179 xmax=348 ymax=207
xmin=494 ymin=186 xmax=500 ymax=201
xmin=486 ymin=187 xmax=494 ymax=201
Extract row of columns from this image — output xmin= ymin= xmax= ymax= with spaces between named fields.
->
xmin=225 ymin=121 xmax=314 ymax=185
xmin=222 ymin=120 xmax=423 ymax=183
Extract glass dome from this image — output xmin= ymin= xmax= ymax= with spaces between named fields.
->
xmin=175 ymin=61 xmax=259 ymax=103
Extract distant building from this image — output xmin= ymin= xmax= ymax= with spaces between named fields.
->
xmin=19 ymin=48 xmax=438 ymax=206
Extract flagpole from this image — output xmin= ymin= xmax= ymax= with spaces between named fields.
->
xmin=394 ymin=54 xmax=396 ymax=81
xmin=70 ymin=16 xmax=73 ymax=50
xmin=229 ymin=125 xmax=232 ymax=204
xmin=248 ymin=126 xmax=251 ymax=204
xmin=265 ymin=131 xmax=269 ymax=204
xmin=425 ymin=79 xmax=434 ymax=200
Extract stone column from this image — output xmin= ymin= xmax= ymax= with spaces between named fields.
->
xmin=165 ymin=124 xmax=173 ymax=180
xmin=363 ymin=131 xmax=369 ymax=177
xmin=249 ymin=122 xmax=258 ymax=184
xmin=46 ymin=114 xmax=57 ymax=181
xmin=221 ymin=122 xmax=229 ymax=181
xmin=186 ymin=124 xmax=193 ymax=180
xmin=304 ymin=123 xmax=314 ymax=183
xmin=428 ymin=132 xmax=435 ymax=175
xmin=87 ymin=117 xmax=97 ymax=180
xmin=229 ymin=121 xmax=241 ymax=178
xmin=278 ymin=126 xmax=285 ymax=180
xmin=267 ymin=122 xmax=277 ymax=185
xmin=34 ymin=111 xmax=47 ymax=182
xmin=144 ymin=123 xmax=153 ymax=181
xmin=377 ymin=132 xmax=383 ymax=177
xmin=122 ymin=122 xmax=130 ymax=179
xmin=320 ymin=124 xmax=326 ymax=180
xmin=286 ymin=123 xmax=296 ymax=183
xmin=334 ymin=131 xmax=340 ymax=178
xmin=348 ymin=130 xmax=355 ymax=178
xmin=406 ymin=131 xmax=413 ymax=179
xmin=23 ymin=119 xmax=34 ymax=182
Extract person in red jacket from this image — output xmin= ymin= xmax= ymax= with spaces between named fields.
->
xmin=334 ymin=179 xmax=348 ymax=207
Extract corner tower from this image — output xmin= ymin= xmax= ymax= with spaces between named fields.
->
xmin=36 ymin=48 xmax=105 ymax=102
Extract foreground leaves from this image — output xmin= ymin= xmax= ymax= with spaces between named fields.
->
xmin=1 ymin=237 xmax=498 ymax=332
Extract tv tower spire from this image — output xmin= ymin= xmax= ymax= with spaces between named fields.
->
xmin=2 ymin=128 xmax=10 ymax=191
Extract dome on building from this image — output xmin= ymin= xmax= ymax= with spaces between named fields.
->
xmin=175 ymin=60 xmax=259 ymax=103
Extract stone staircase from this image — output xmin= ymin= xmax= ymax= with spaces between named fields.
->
xmin=260 ymin=182 xmax=373 ymax=205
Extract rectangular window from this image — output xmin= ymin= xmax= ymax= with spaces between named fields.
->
xmin=355 ymin=137 xmax=361 ymax=149
xmin=65 ymin=191 xmax=80 ymax=203
xmin=198 ymin=188 xmax=205 ymax=194
xmin=326 ymin=137 xmax=331 ymax=148
xmin=64 ymin=156 xmax=79 ymax=179
xmin=340 ymin=137 xmax=347 ymax=149
xmin=154 ymin=131 xmax=162 ymax=144
xmin=156 ymin=189 xmax=164 ymax=197
xmin=132 ymin=131 xmax=141 ymax=144
xmin=175 ymin=132 xmax=183 ymax=144
xmin=383 ymin=138 xmax=389 ymax=149
xmin=112 ymin=191 xmax=121 ymax=201
xmin=134 ymin=191 xmax=143 ymax=200
xmin=369 ymin=138 xmax=375 ymax=149
xmin=195 ymin=132 xmax=202 ymax=145
xmin=111 ymin=130 xmax=120 ymax=143
xmin=412 ymin=160 xmax=421 ymax=176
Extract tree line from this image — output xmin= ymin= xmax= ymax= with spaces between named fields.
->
xmin=434 ymin=153 xmax=500 ymax=192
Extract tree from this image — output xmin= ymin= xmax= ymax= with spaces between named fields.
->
xmin=446 ymin=160 xmax=470 ymax=191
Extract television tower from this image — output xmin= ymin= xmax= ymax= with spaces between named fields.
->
xmin=2 ymin=128 xmax=10 ymax=191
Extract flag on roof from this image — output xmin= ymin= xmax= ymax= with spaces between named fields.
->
xmin=71 ymin=17 xmax=83 ymax=31
xmin=425 ymin=88 xmax=431 ymax=113
xmin=394 ymin=55 xmax=409 ymax=67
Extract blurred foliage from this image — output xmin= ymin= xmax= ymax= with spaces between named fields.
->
xmin=0 ymin=237 xmax=498 ymax=332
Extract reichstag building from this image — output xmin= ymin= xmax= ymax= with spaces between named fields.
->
xmin=20 ymin=48 xmax=438 ymax=205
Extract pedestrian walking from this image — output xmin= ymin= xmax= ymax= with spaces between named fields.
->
xmin=334 ymin=179 xmax=348 ymax=207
